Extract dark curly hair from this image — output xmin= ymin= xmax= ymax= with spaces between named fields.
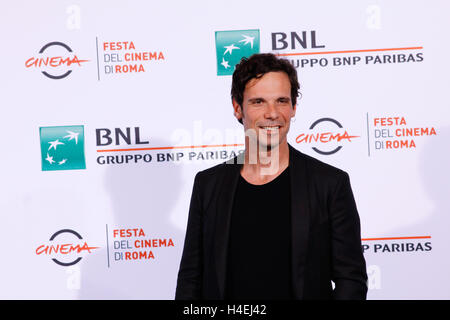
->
xmin=231 ymin=53 xmax=300 ymax=124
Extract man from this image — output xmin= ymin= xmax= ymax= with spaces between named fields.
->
xmin=175 ymin=53 xmax=367 ymax=300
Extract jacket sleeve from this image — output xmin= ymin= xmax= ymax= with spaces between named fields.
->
xmin=175 ymin=172 xmax=203 ymax=300
xmin=329 ymin=171 xmax=368 ymax=300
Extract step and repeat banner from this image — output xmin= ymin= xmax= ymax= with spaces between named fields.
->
xmin=1 ymin=0 xmax=449 ymax=299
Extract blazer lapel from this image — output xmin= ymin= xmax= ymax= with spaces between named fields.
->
xmin=214 ymin=154 xmax=243 ymax=299
xmin=289 ymin=144 xmax=310 ymax=299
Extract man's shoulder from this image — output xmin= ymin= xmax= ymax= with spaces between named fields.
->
xmin=191 ymin=159 xmax=240 ymax=200
xmin=290 ymin=146 xmax=348 ymax=179
xmin=196 ymin=161 xmax=228 ymax=178
xmin=194 ymin=147 xmax=349 ymax=183
xmin=193 ymin=159 xmax=236 ymax=183
xmin=195 ymin=153 xmax=243 ymax=180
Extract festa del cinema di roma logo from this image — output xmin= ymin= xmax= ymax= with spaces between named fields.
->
xmin=25 ymin=41 xmax=89 ymax=79
xmin=39 ymin=125 xmax=86 ymax=171
xmin=36 ymin=229 xmax=99 ymax=267
xmin=295 ymin=118 xmax=359 ymax=155
xmin=215 ymin=29 xmax=260 ymax=76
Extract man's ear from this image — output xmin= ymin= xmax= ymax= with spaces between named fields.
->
xmin=232 ymin=99 xmax=243 ymax=121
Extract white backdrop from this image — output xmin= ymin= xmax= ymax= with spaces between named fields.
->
xmin=1 ymin=0 xmax=449 ymax=299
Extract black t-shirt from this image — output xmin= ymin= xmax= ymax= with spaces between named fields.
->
xmin=225 ymin=167 xmax=293 ymax=300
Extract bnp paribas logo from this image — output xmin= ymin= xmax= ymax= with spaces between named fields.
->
xmin=215 ymin=29 xmax=260 ymax=76
xmin=39 ymin=125 xmax=86 ymax=171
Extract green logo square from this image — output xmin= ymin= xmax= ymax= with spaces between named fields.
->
xmin=215 ymin=29 xmax=260 ymax=76
xmin=40 ymin=125 xmax=86 ymax=171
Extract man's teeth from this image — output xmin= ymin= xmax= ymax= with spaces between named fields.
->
xmin=261 ymin=126 xmax=280 ymax=130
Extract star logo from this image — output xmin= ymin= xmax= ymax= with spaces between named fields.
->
xmin=45 ymin=153 xmax=55 ymax=164
xmin=239 ymin=35 xmax=255 ymax=49
xmin=223 ymin=44 xmax=240 ymax=55
xmin=48 ymin=139 xmax=64 ymax=151
xmin=39 ymin=125 xmax=86 ymax=171
xmin=64 ymin=130 xmax=79 ymax=144
xmin=215 ymin=29 xmax=260 ymax=76
xmin=221 ymin=57 xmax=230 ymax=69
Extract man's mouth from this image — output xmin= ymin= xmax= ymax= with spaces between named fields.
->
xmin=259 ymin=125 xmax=281 ymax=133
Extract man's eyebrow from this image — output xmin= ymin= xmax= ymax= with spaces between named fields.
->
xmin=247 ymin=97 xmax=266 ymax=102
xmin=247 ymin=96 xmax=291 ymax=102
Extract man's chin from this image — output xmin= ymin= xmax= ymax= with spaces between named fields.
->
xmin=258 ymin=138 xmax=281 ymax=151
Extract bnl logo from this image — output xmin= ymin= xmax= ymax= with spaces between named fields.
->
xmin=39 ymin=125 xmax=86 ymax=171
xmin=215 ymin=29 xmax=260 ymax=76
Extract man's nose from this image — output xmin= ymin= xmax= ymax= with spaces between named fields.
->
xmin=264 ymin=102 xmax=279 ymax=119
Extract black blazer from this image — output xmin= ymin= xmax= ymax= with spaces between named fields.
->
xmin=176 ymin=144 xmax=367 ymax=300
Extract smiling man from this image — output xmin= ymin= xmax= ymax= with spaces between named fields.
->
xmin=232 ymin=64 xmax=295 ymax=182
xmin=176 ymin=53 xmax=367 ymax=300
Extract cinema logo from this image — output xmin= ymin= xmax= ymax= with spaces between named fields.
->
xmin=36 ymin=229 xmax=99 ymax=266
xmin=295 ymin=118 xmax=359 ymax=155
xmin=372 ymin=116 xmax=437 ymax=151
xmin=101 ymin=41 xmax=165 ymax=76
xmin=25 ymin=42 xmax=89 ymax=79
xmin=110 ymin=227 xmax=174 ymax=263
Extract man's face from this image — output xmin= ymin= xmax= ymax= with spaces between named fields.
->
xmin=233 ymin=71 xmax=296 ymax=150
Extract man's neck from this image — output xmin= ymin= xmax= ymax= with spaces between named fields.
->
xmin=241 ymin=142 xmax=290 ymax=185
